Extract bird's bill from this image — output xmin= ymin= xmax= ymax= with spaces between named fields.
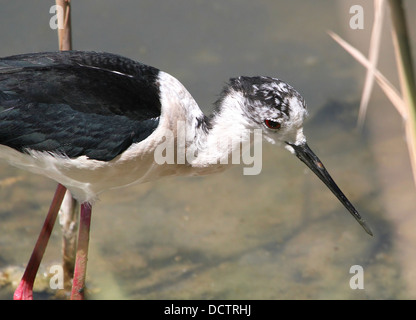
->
xmin=286 ymin=141 xmax=373 ymax=236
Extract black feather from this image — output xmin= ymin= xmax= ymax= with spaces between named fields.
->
xmin=0 ymin=51 xmax=161 ymax=161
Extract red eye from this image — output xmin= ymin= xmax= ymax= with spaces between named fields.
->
xmin=264 ymin=119 xmax=281 ymax=129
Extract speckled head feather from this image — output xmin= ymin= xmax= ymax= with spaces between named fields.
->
xmin=213 ymin=76 xmax=309 ymax=148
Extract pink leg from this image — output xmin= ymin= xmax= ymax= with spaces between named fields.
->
xmin=70 ymin=203 xmax=92 ymax=300
xmin=14 ymin=184 xmax=67 ymax=300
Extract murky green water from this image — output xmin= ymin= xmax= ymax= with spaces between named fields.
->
xmin=0 ymin=0 xmax=415 ymax=299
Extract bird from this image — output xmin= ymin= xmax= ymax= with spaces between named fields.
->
xmin=0 ymin=50 xmax=373 ymax=300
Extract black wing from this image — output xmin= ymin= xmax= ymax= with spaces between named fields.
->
xmin=0 ymin=51 xmax=161 ymax=161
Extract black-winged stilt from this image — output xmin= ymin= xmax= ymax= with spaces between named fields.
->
xmin=0 ymin=51 xmax=372 ymax=299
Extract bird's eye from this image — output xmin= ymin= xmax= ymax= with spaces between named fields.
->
xmin=264 ymin=119 xmax=281 ymax=129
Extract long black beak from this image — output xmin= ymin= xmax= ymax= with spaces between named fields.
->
xmin=286 ymin=141 xmax=373 ymax=236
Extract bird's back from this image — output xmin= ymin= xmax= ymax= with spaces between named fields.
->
xmin=0 ymin=51 xmax=211 ymax=202
xmin=0 ymin=51 xmax=162 ymax=161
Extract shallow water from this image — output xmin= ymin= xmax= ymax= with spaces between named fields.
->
xmin=0 ymin=0 xmax=415 ymax=299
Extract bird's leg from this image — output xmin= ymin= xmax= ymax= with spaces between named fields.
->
xmin=70 ymin=203 xmax=92 ymax=300
xmin=13 ymin=184 xmax=67 ymax=300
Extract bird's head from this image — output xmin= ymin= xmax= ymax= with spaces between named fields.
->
xmin=217 ymin=76 xmax=373 ymax=236
xmin=225 ymin=76 xmax=308 ymax=148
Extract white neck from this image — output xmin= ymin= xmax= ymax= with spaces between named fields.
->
xmin=189 ymin=91 xmax=258 ymax=170
xmin=157 ymin=72 xmax=259 ymax=175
